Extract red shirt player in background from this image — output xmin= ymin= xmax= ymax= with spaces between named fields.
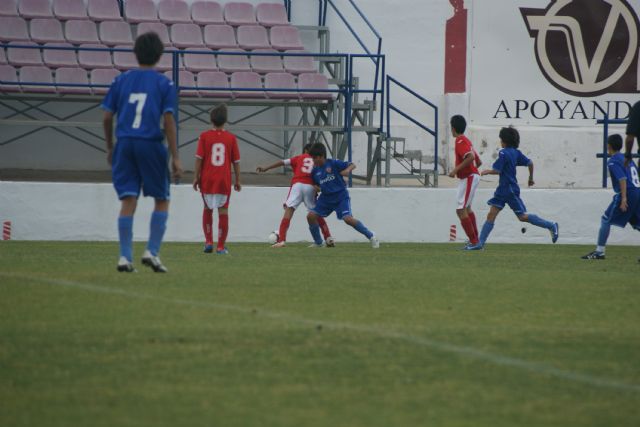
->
xmin=257 ymin=143 xmax=334 ymax=248
xmin=193 ymin=104 xmax=241 ymax=254
xmin=448 ymin=115 xmax=481 ymax=248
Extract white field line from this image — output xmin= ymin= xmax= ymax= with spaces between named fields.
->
xmin=2 ymin=272 xmax=639 ymax=394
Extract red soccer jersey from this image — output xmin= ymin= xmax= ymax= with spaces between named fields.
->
xmin=285 ymin=153 xmax=315 ymax=185
xmin=455 ymin=134 xmax=479 ymax=179
xmin=195 ymin=129 xmax=240 ymax=194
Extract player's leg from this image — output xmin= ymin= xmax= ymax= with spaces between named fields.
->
xmin=474 ymin=200 xmax=503 ymax=248
xmin=583 ymin=195 xmax=630 ymax=259
xmin=338 ymin=198 xmax=378 ymax=247
xmin=277 ymin=184 xmax=303 ymax=246
xmin=216 ymin=195 xmax=231 ymax=254
xmin=467 ymin=175 xmax=481 ymax=240
xmin=302 ymin=184 xmax=334 ymax=246
xmin=117 ymin=196 xmax=138 ymax=271
xmin=306 ymin=210 xmax=325 ymax=246
xmin=201 ymin=194 xmax=214 ymax=253
xmin=514 ymin=196 xmax=558 ymax=243
xmin=456 ymin=176 xmax=478 ymax=245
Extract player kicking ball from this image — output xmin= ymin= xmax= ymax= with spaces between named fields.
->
xmin=256 ymin=143 xmax=334 ymax=247
xmin=468 ymin=126 xmax=558 ymax=250
xmin=582 ymin=134 xmax=640 ymax=260
xmin=102 ymin=32 xmax=183 ymax=273
xmin=306 ymin=143 xmax=379 ymax=248
xmin=193 ymin=104 xmax=241 ymax=255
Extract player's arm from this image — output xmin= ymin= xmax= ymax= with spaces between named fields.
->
xmin=448 ymin=152 xmax=474 ymax=178
xmin=340 ymin=163 xmax=356 ymax=177
xmin=193 ymin=157 xmax=202 ymax=191
xmin=256 ymin=160 xmax=285 ymax=173
xmin=527 ymin=161 xmax=535 ymax=187
xmin=233 ymin=160 xmax=241 ymax=192
xmin=102 ymin=111 xmax=114 ymax=165
xmin=619 ymin=178 xmax=628 ymax=212
xmin=480 ymin=169 xmax=499 ymax=176
xmin=625 ymin=134 xmax=635 ymax=166
xmin=164 ymin=112 xmax=183 ymax=182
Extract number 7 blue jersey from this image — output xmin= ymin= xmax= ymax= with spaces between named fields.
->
xmin=101 ymin=69 xmax=177 ymax=141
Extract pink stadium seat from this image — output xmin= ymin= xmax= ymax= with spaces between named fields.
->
xmin=19 ymin=0 xmax=52 ymax=19
xmin=43 ymin=42 xmax=79 ymax=67
xmin=0 ymin=65 xmax=20 ymax=92
xmin=65 ymin=20 xmax=100 ymax=44
xmin=53 ymin=0 xmax=88 ymax=20
xmin=256 ymin=3 xmax=288 ymax=27
xmin=237 ymin=25 xmax=270 ymax=50
xmin=170 ymin=23 xmax=204 ymax=48
xmin=125 ymin=0 xmax=158 ymax=23
xmin=191 ymin=1 xmax=224 ymax=25
xmin=78 ymin=43 xmax=113 ymax=68
xmin=87 ymin=0 xmax=122 ymax=22
xmin=0 ymin=17 xmax=30 ymax=42
xmin=250 ymin=49 xmax=282 ymax=73
xmin=224 ymin=2 xmax=256 ymax=26
xmin=0 ymin=48 xmax=6 ymax=64
xmin=113 ymin=44 xmax=137 ymax=69
xmin=155 ymin=50 xmax=179 ymax=71
xmin=20 ymin=65 xmax=55 ymax=92
xmin=217 ymin=48 xmax=249 ymax=73
xmin=270 ymin=26 xmax=303 ymax=50
xmin=55 ymin=66 xmax=90 ymax=93
xmin=183 ymin=47 xmax=217 ymax=72
xmin=7 ymin=42 xmax=43 ymax=66
xmin=164 ymin=69 xmax=197 ymax=96
xmin=158 ymin=0 xmax=191 ymax=24
xmin=230 ymin=71 xmax=264 ymax=98
xmin=0 ymin=0 xmax=18 ymax=17
xmin=298 ymin=72 xmax=333 ymax=99
xmin=100 ymin=21 xmax=133 ymax=46
xmin=203 ymin=24 xmax=237 ymax=49
xmin=264 ymin=72 xmax=297 ymax=99
xmin=30 ymin=19 xmax=65 ymax=43
xmin=90 ymin=67 xmax=119 ymax=93
xmin=137 ymin=22 xmax=172 ymax=46
xmin=283 ymin=50 xmax=315 ymax=74
xmin=197 ymin=71 xmax=231 ymax=98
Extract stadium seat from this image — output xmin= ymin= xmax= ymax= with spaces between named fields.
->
xmin=270 ymin=26 xmax=303 ymax=50
xmin=283 ymin=50 xmax=315 ymax=74
xmin=237 ymin=25 xmax=270 ymax=50
xmin=87 ymin=0 xmax=122 ymax=22
xmin=264 ymin=72 xmax=297 ymax=99
xmin=99 ymin=21 xmax=133 ymax=46
xmin=191 ymin=1 xmax=224 ymax=25
xmin=55 ymin=66 xmax=90 ymax=93
xmin=53 ymin=0 xmax=88 ymax=20
xmin=29 ymin=18 xmax=65 ymax=43
xmin=20 ymin=65 xmax=55 ymax=92
xmin=125 ymin=0 xmax=158 ymax=23
xmin=90 ymin=67 xmax=119 ymax=94
xmin=155 ymin=50 xmax=179 ymax=71
xmin=170 ymin=23 xmax=204 ymax=48
xmin=0 ymin=48 xmax=6 ymax=64
xmin=112 ymin=45 xmax=137 ymax=70
xmin=298 ymin=72 xmax=333 ymax=99
xmin=216 ymin=48 xmax=249 ymax=73
xmin=0 ymin=65 xmax=20 ymax=92
xmin=43 ymin=42 xmax=79 ymax=68
xmin=158 ymin=0 xmax=191 ymax=24
xmin=230 ymin=71 xmax=264 ymax=98
xmin=65 ymin=20 xmax=100 ymax=44
xmin=256 ymin=3 xmax=288 ymax=27
xmin=250 ymin=48 xmax=282 ymax=73
xmin=224 ymin=2 xmax=256 ymax=26
xmin=164 ymin=69 xmax=197 ymax=96
xmin=18 ymin=0 xmax=53 ymax=19
xmin=7 ymin=42 xmax=43 ymax=66
xmin=78 ymin=43 xmax=112 ymax=68
xmin=137 ymin=22 xmax=172 ymax=46
xmin=0 ymin=0 xmax=18 ymax=17
xmin=203 ymin=24 xmax=237 ymax=49
xmin=0 ymin=17 xmax=30 ymax=42
xmin=197 ymin=71 xmax=231 ymax=98
xmin=183 ymin=47 xmax=217 ymax=72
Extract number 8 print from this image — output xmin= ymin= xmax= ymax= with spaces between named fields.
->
xmin=211 ymin=143 xmax=225 ymax=166
xmin=631 ymin=166 xmax=640 ymax=188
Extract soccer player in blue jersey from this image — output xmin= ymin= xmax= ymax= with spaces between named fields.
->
xmin=582 ymin=134 xmax=640 ymax=260
xmin=467 ymin=126 xmax=558 ymax=250
xmin=306 ymin=143 xmax=379 ymax=248
xmin=102 ymin=32 xmax=183 ymax=272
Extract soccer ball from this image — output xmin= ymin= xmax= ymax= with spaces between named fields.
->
xmin=268 ymin=231 xmax=279 ymax=244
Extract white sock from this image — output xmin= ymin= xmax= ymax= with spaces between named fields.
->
xmin=596 ymin=246 xmax=605 ymax=254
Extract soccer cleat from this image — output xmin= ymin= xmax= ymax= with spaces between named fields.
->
xmin=141 ymin=250 xmax=168 ymax=273
xmin=581 ymin=251 xmax=605 ymax=260
xmin=551 ymin=222 xmax=559 ymax=243
xmin=464 ymin=243 xmax=484 ymax=251
xmin=308 ymin=243 xmax=323 ymax=248
xmin=204 ymin=244 xmax=213 ymax=253
xmin=325 ymin=237 xmax=336 ymax=247
xmin=271 ymin=241 xmax=286 ymax=248
xmin=216 ymin=248 xmax=229 ymax=255
xmin=116 ymin=256 xmax=136 ymax=273
xmin=370 ymin=234 xmax=380 ymax=249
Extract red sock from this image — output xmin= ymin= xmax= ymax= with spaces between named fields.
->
xmin=468 ymin=211 xmax=479 ymax=240
xmin=202 ymin=208 xmax=213 ymax=245
xmin=217 ymin=213 xmax=229 ymax=250
xmin=461 ymin=216 xmax=478 ymax=244
xmin=278 ymin=217 xmax=291 ymax=242
xmin=317 ymin=217 xmax=331 ymax=239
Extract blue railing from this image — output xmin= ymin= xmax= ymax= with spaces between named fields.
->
xmin=595 ymin=116 xmax=639 ymax=188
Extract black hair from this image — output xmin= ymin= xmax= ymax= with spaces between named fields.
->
xmin=450 ymin=115 xmax=466 ymax=134
xmin=608 ymin=134 xmax=623 ymax=151
xmin=499 ymin=126 xmax=520 ymax=148
xmin=134 ymin=32 xmax=164 ymax=66
xmin=210 ymin=104 xmax=228 ymax=127
xmin=303 ymin=143 xmax=313 ymax=153
xmin=309 ymin=142 xmax=327 ymax=158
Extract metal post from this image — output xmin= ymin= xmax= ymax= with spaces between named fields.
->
xmin=602 ymin=116 xmax=609 ymax=188
xmin=385 ymin=136 xmax=391 ymax=187
xmin=372 ymin=39 xmax=381 ymax=103
xmin=379 ymin=55 xmax=385 ymax=133
xmin=284 ymin=105 xmax=290 ymax=162
xmin=172 ymin=51 xmax=180 ymax=152
xmin=434 ymin=105 xmax=439 ymax=175
xmin=346 ymin=55 xmax=353 ymax=187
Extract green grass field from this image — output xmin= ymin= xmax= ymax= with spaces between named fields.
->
xmin=1 ymin=241 xmax=639 ymax=427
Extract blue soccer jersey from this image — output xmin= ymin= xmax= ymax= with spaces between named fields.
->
xmin=608 ymin=152 xmax=640 ymax=195
xmin=101 ymin=69 xmax=176 ymax=141
xmin=492 ymin=147 xmax=531 ymax=197
xmin=312 ymin=159 xmax=350 ymax=196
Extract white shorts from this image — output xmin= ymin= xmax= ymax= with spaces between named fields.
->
xmin=284 ymin=182 xmax=317 ymax=210
xmin=202 ymin=193 xmax=229 ymax=209
xmin=456 ymin=174 xmax=480 ymax=209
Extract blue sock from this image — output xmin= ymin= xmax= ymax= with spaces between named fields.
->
xmin=147 ymin=211 xmax=168 ymax=256
xmin=527 ymin=213 xmax=554 ymax=230
xmin=597 ymin=219 xmax=611 ymax=249
xmin=352 ymin=220 xmax=373 ymax=239
xmin=118 ymin=216 xmax=133 ymax=262
xmin=479 ymin=221 xmax=494 ymax=245
xmin=309 ymin=223 xmax=323 ymax=245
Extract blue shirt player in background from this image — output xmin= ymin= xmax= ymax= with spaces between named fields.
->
xmin=582 ymin=134 xmax=640 ymax=260
xmin=468 ymin=126 xmax=559 ymax=250
xmin=102 ymin=32 xmax=183 ymax=272
xmin=306 ymin=143 xmax=379 ymax=248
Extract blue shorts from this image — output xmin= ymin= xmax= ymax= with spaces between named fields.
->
xmin=112 ymin=138 xmax=170 ymax=200
xmin=603 ymin=193 xmax=640 ymax=228
xmin=488 ymin=193 xmax=527 ymax=216
xmin=311 ymin=192 xmax=352 ymax=220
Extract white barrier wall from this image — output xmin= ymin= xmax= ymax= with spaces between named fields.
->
xmin=1 ymin=181 xmax=639 ymax=246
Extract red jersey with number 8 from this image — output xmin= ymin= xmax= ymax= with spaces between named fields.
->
xmin=285 ymin=153 xmax=315 ymax=185
xmin=195 ymin=129 xmax=240 ymax=194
